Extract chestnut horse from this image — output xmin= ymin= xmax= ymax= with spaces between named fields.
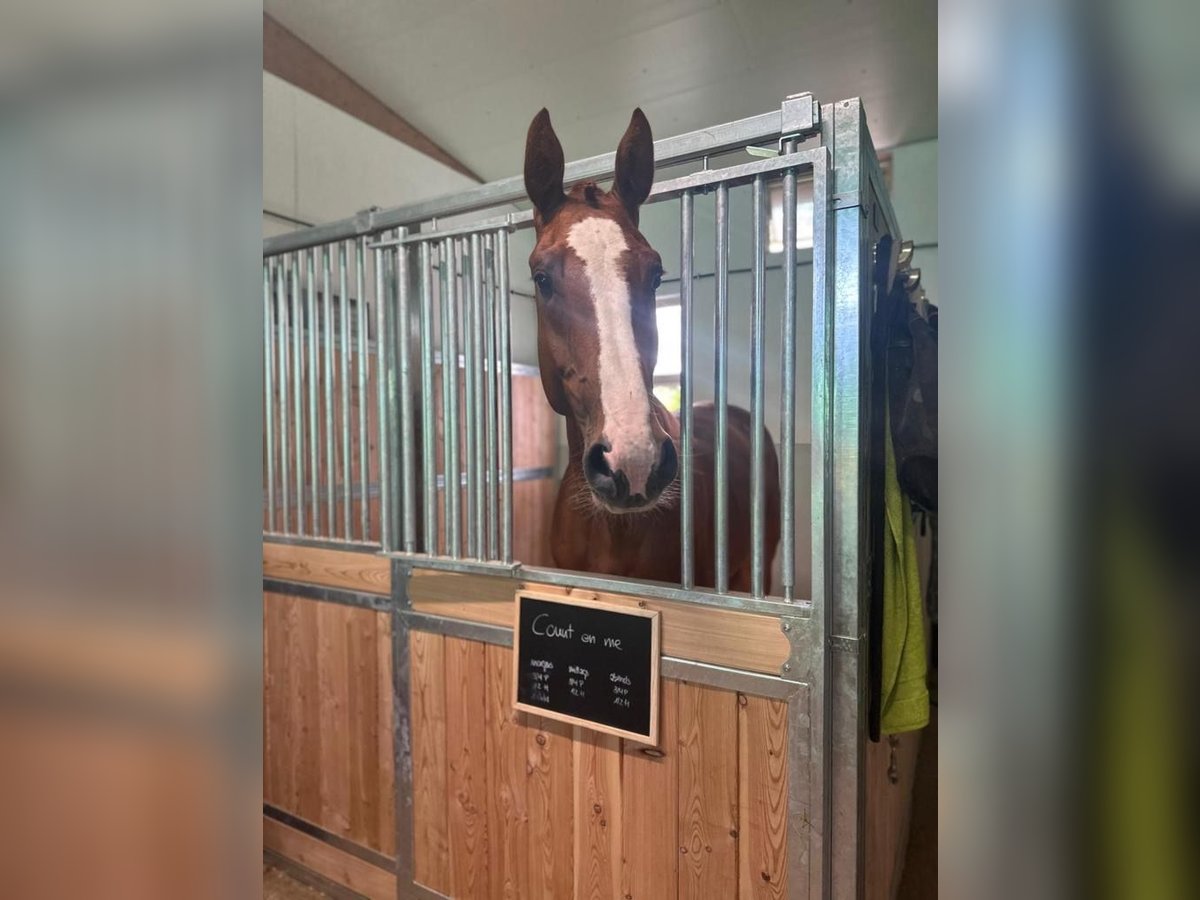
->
xmin=523 ymin=108 xmax=781 ymax=592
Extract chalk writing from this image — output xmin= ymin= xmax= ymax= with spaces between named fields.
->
xmin=514 ymin=594 xmax=658 ymax=740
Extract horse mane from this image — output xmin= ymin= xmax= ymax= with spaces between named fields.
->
xmin=567 ymin=181 xmax=604 ymax=208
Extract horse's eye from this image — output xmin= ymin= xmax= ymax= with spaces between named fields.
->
xmin=651 ymin=268 xmax=663 ymax=291
xmin=533 ymin=272 xmax=552 ymax=298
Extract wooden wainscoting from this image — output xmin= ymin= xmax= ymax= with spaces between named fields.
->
xmin=407 ymin=571 xmax=792 ymax=676
xmin=262 ymin=543 xmax=391 ymax=595
xmin=409 ymin=632 xmax=793 ymax=900
xmin=263 ymin=591 xmax=395 ymax=865
xmin=263 ymin=816 xmax=394 ymax=900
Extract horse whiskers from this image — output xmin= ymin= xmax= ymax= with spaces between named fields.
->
xmin=579 ymin=479 xmax=682 ymax=522
xmin=566 ymin=482 xmax=605 ymax=519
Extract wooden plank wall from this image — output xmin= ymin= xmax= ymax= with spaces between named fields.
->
xmin=262 ymin=591 xmax=395 ymax=858
xmin=864 ymin=730 xmax=922 ymax=900
xmin=262 ymin=543 xmax=391 ymax=595
xmin=409 ymin=633 xmax=793 ymax=900
xmin=407 ymin=571 xmax=792 ymax=676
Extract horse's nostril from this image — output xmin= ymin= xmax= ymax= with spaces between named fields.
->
xmin=584 ymin=442 xmax=624 ymax=501
xmin=585 ymin=442 xmax=613 ymax=477
xmin=647 ymin=439 xmax=678 ymax=498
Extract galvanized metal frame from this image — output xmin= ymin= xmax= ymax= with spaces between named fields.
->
xmin=262 ymin=93 xmax=901 ymax=900
xmin=391 ymin=604 xmax=415 ymax=900
xmin=266 ymin=107 xmax=807 ymax=257
xmin=261 ymin=577 xmax=391 ymax=613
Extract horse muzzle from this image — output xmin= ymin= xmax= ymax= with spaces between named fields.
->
xmin=583 ymin=437 xmax=677 ymax=511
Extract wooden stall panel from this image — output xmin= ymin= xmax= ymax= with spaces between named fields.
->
xmin=407 ymin=571 xmax=791 ymax=675
xmin=622 ymin=678 xmax=679 ymax=900
xmin=445 ymin=638 xmax=490 ymax=900
xmin=739 ymin=695 xmax=789 ymax=899
xmin=573 ymin=728 xmax=622 ymax=900
xmin=485 ymin=644 xmax=529 ymax=899
xmin=262 ymin=592 xmax=394 ymax=857
xmin=511 ymin=373 xmax=558 ymax=470
xmin=512 ymin=477 xmax=558 ymax=567
xmin=263 ymin=817 xmax=393 ymax=900
xmin=679 ymin=682 xmax=739 ymax=900
xmin=410 ymin=631 xmax=450 ymax=893
xmin=405 ymin=635 xmax=798 ymax=900
xmin=526 ymin=716 xmax=575 ymax=899
xmin=262 ymin=543 xmax=390 ymax=595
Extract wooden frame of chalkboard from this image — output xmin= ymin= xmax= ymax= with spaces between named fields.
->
xmin=511 ymin=590 xmax=662 ymax=745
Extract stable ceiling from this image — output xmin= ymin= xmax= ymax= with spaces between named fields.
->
xmin=263 ymin=0 xmax=937 ymax=185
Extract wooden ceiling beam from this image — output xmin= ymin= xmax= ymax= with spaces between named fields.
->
xmin=264 ymin=13 xmax=482 ymax=183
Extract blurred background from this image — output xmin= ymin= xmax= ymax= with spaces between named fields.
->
xmin=0 ymin=0 xmax=1195 ymax=898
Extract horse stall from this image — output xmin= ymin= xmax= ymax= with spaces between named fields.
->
xmin=262 ymin=93 xmax=923 ymax=899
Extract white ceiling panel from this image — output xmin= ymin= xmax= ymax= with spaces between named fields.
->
xmin=264 ymin=0 xmax=936 ymax=182
xmin=262 ymin=71 xmax=477 ymax=225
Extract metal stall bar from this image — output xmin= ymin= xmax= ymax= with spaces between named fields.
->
xmin=458 ymin=237 xmax=475 ymax=556
xmin=291 ymin=252 xmax=306 ymax=534
xmin=306 ymin=249 xmax=320 ymax=533
xmin=440 ymin=238 xmax=461 ymax=558
xmin=469 ymin=233 xmax=486 ymax=560
xmin=459 ymin=238 xmax=476 ymax=558
xmin=713 ymin=183 xmax=730 ymax=593
xmin=397 ymin=235 xmax=417 ymax=553
xmin=496 ymin=228 xmax=514 ymax=563
xmin=780 ymin=143 xmax=799 ymax=602
xmin=750 ymin=176 xmax=767 ymax=598
xmin=482 ymin=234 xmax=499 ymax=561
xmin=370 ymin=149 xmax=829 ymax=255
xmin=679 ymin=191 xmax=695 ymax=589
xmin=389 ymin=243 xmax=404 ymax=550
xmin=375 ymin=242 xmax=392 ymax=551
xmin=339 ymin=241 xmax=352 ymax=539
xmin=356 ymin=238 xmax=370 ymax=542
xmin=322 ymin=247 xmax=335 ymax=536
xmin=276 ymin=256 xmax=291 ymax=533
xmin=263 ymin=262 xmax=276 ymax=533
xmin=418 ymin=241 xmax=438 ymax=555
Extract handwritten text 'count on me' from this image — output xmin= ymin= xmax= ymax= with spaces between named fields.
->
xmin=530 ymin=614 xmax=623 ymax=650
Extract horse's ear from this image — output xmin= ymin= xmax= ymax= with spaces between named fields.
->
xmin=613 ymin=108 xmax=654 ymax=223
xmin=524 ymin=108 xmax=566 ymax=223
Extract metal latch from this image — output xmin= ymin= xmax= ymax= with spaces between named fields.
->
xmin=780 ymin=92 xmax=821 ymax=145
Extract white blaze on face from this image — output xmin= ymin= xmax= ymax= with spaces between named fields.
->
xmin=566 ymin=217 xmax=656 ymax=495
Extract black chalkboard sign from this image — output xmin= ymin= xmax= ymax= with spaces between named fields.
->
xmin=512 ymin=591 xmax=661 ymax=744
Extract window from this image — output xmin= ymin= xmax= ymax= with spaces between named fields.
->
xmin=653 ymin=302 xmax=682 ymax=413
xmin=767 ymin=179 xmax=815 ymax=253
xmin=766 ymin=154 xmax=890 ymax=253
